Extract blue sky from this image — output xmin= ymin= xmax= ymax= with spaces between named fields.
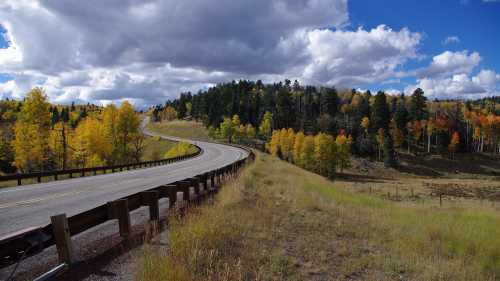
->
xmin=0 ymin=0 xmax=499 ymax=105
xmin=348 ymin=0 xmax=500 ymax=92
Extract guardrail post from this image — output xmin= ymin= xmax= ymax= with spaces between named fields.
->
xmin=50 ymin=214 xmax=75 ymax=265
xmin=141 ymin=191 xmax=160 ymax=222
xmin=108 ymin=199 xmax=131 ymax=239
xmin=165 ymin=184 xmax=177 ymax=209
xmin=190 ymin=178 xmax=201 ymax=203
xmin=210 ymin=172 xmax=215 ymax=190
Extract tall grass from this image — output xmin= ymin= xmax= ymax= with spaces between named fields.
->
xmin=137 ymin=152 xmax=500 ymax=280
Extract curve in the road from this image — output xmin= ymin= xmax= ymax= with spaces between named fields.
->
xmin=0 ymin=123 xmax=248 ymax=237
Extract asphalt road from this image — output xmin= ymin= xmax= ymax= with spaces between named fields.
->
xmin=0 ymin=120 xmax=247 ymax=238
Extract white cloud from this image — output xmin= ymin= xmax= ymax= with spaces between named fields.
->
xmin=406 ymin=70 xmax=500 ymax=99
xmin=0 ymin=0 xmax=498 ymax=105
xmin=417 ymin=50 xmax=481 ymax=79
xmin=301 ymin=25 xmax=422 ymax=86
xmin=442 ymin=36 xmax=460 ymax=45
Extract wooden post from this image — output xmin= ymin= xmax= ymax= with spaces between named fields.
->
xmin=17 ymin=177 xmax=21 ymax=186
xmin=141 ymin=191 xmax=160 ymax=221
xmin=191 ymin=178 xmax=201 ymax=203
xmin=210 ymin=172 xmax=215 ymax=190
xmin=164 ymin=184 xmax=177 ymax=208
xmin=108 ymin=199 xmax=131 ymax=238
xmin=69 ymin=172 xmax=73 ymax=178
xmin=37 ymin=176 xmax=41 ymax=183
xmin=439 ymin=193 xmax=443 ymax=207
xmin=54 ymin=174 xmax=58 ymax=181
xmin=81 ymin=169 xmax=85 ymax=177
xmin=50 ymin=214 xmax=74 ymax=264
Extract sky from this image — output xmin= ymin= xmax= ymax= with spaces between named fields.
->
xmin=0 ymin=0 xmax=499 ymax=107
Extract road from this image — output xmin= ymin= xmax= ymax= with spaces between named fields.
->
xmin=0 ymin=120 xmax=248 ymax=237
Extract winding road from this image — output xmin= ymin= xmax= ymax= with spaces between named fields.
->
xmin=0 ymin=119 xmax=248 ymax=237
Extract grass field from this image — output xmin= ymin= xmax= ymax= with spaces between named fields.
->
xmin=137 ymin=151 xmax=500 ymax=281
xmin=146 ymin=120 xmax=211 ymax=141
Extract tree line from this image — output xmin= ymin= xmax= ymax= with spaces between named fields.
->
xmin=0 ymin=88 xmax=144 ymax=174
xmin=154 ymin=79 xmax=500 ymax=165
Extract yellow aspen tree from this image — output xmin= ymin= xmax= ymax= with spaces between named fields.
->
xmin=335 ymin=134 xmax=351 ymax=172
xmin=219 ymin=117 xmax=233 ymax=142
xmin=293 ymin=132 xmax=305 ymax=166
xmin=269 ymin=130 xmax=281 ymax=157
xmin=230 ymin=115 xmax=241 ymax=143
xmin=117 ymin=101 xmax=140 ymax=163
xmin=300 ymin=135 xmax=316 ymax=171
xmin=103 ymin=104 xmax=120 ymax=164
xmin=12 ymin=88 xmax=51 ymax=172
xmin=162 ymin=106 xmax=177 ymax=121
xmin=246 ymin=124 xmax=256 ymax=142
xmin=49 ymin=122 xmax=74 ymax=170
xmin=285 ymin=128 xmax=296 ymax=162
xmin=314 ymin=133 xmax=334 ymax=176
xmin=259 ymin=111 xmax=273 ymax=140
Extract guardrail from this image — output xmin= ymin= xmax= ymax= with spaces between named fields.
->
xmin=0 ymin=145 xmax=254 ymax=276
xmin=0 ymin=148 xmax=202 ymax=186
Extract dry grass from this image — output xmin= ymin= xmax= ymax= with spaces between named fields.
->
xmin=146 ymin=120 xmax=211 ymax=141
xmin=137 ymin=152 xmax=500 ymax=281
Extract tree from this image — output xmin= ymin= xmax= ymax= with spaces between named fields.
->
xmin=259 ymin=111 xmax=273 ymax=140
xmin=449 ymin=131 xmax=460 ymax=159
xmin=162 ymin=106 xmax=177 ymax=121
xmin=12 ymin=88 xmax=51 ymax=172
xmin=219 ymin=117 xmax=234 ymax=142
xmin=268 ymin=130 xmax=281 ymax=157
xmin=117 ymin=101 xmax=140 ymax=163
xmin=371 ymin=91 xmax=390 ymax=132
xmin=49 ymin=122 xmax=74 ymax=170
xmin=246 ymin=124 xmax=256 ymax=142
xmin=293 ymin=132 xmax=305 ymax=166
xmin=301 ymin=135 xmax=316 ymax=171
xmin=314 ymin=133 xmax=335 ymax=178
xmin=335 ymin=134 xmax=351 ymax=172
xmin=375 ymin=128 xmax=385 ymax=161
xmin=103 ymin=104 xmax=120 ymax=164
xmin=383 ymin=133 xmax=397 ymax=168
xmin=409 ymin=88 xmax=427 ymax=121
xmin=361 ymin=117 xmax=370 ymax=136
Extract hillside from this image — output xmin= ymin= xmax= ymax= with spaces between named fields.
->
xmin=137 ymin=148 xmax=500 ymax=280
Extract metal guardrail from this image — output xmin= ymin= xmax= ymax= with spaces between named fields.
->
xmin=0 ymin=148 xmax=202 ymax=186
xmin=0 ymin=145 xmax=254 ymax=276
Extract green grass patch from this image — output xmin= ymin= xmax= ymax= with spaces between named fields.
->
xmin=146 ymin=120 xmax=210 ymax=141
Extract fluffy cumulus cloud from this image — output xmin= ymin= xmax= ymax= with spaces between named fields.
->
xmin=0 ymin=0 xmax=498 ymax=106
xmin=407 ymin=50 xmax=500 ymax=99
xmin=302 ymin=25 xmax=421 ymax=86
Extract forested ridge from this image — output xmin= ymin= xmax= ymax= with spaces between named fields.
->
xmin=153 ymin=79 xmax=500 ymax=165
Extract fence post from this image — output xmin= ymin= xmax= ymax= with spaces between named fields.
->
xmin=108 ymin=199 xmax=131 ymax=239
xmin=50 ymin=214 xmax=75 ymax=265
xmin=54 ymin=174 xmax=58 ymax=181
xmin=17 ymin=177 xmax=21 ymax=186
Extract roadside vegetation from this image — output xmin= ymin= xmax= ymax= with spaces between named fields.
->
xmin=0 ymin=88 xmax=194 ymax=189
xmin=146 ymin=120 xmax=211 ymax=141
xmin=137 ymin=151 xmax=500 ymax=281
